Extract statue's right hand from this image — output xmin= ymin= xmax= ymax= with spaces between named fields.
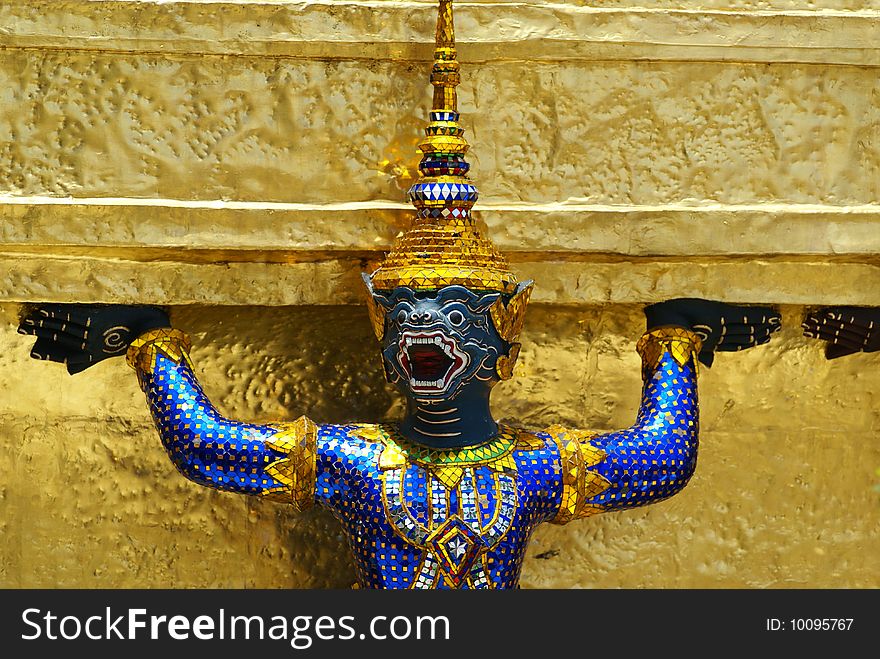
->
xmin=17 ymin=304 xmax=170 ymax=374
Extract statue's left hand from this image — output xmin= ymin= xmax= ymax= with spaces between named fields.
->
xmin=17 ymin=303 xmax=170 ymax=374
xmin=802 ymin=306 xmax=879 ymax=360
xmin=644 ymin=298 xmax=781 ymax=367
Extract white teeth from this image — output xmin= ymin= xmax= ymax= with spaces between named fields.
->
xmin=433 ymin=337 xmax=441 ymax=345
xmin=408 ymin=378 xmax=445 ymax=389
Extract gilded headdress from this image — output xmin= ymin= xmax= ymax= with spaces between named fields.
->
xmin=364 ymin=0 xmax=532 ymax=376
xmin=368 ymin=0 xmax=519 ymax=296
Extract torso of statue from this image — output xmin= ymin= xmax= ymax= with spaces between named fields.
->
xmin=116 ymin=327 xmax=702 ymax=590
xmin=315 ymin=423 xmax=559 ymax=589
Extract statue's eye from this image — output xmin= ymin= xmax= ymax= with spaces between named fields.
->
xmin=396 ymin=309 xmax=408 ymax=325
xmin=448 ymin=310 xmax=465 ymax=326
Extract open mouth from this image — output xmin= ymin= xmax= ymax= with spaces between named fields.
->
xmin=398 ymin=330 xmax=469 ymax=394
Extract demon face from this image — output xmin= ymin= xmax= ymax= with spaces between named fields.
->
xmin=370 ymin=285 xmax=508 ymax=402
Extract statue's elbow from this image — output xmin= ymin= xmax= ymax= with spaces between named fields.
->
xmin=163 ymin=443 xmax=212 ymax=488
xmin=669 ymin=444 xmax=699 ymax=499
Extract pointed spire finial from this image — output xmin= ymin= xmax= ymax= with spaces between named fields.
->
xmin=432 ymin=0 xmax=459 ymax=113
xmin=368 ymin=0 xmax=518 ymax=295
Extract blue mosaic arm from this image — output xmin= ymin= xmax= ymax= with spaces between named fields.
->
xmin=125 ymin=328 xmax=318 ymax=509
xmin=546 ymin=327 xmax=701 ymax=523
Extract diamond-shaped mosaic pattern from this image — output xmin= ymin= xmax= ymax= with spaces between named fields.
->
xmin=417 ymin=207 xmax=469 ymax=219
xmin=408 ymin=181 xmax=477 ymax=203
xmin=426 ymin=517 xmax=483 ymax=585
xmin=431 ymin=111 xmax=458 ymax=122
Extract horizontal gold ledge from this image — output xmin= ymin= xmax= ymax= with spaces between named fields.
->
xmin=3 ymin=197 xmax=880 ymax=258
xmin=2 ymin=2 xmax=880 ymax=65
xmin=2 ymin=256 xmax=878 ymax=306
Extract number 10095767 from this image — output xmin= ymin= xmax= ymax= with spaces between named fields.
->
xmin=766 ymin=618 xmax=854 ymax=631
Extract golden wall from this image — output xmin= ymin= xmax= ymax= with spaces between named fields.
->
xmin=1 ymin=0 xmax=878 ymax=588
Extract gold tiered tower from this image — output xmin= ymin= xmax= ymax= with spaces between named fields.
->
xmin=368 ymin=0 xmax=518 ymax=295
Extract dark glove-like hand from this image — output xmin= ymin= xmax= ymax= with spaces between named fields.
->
xmin=18 ymin=304 xmax=170 ymax=375
xmin=802 ymin=306 xmax=880 ymax=360
xmin=644 ymin=298 xmax=781 ymax=367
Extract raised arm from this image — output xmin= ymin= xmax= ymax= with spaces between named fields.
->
xmin=126 ymin=327 xmax=317 ymax=506
xmin=18 ymin=304 xmax=317 ymax=509
xmin=547 ymin=299 xmax=781 ymax=524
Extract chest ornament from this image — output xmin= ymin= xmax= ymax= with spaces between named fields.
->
xmin=353 ymin=424 xmax=523 ymax=588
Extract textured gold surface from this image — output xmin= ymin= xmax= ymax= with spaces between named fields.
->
xmin=4 ymin=199 xmax=880 ymax=257
xmin=3 ymin=303 xmax=878 ymax=588
xmin=1 ymin=54 xmax=879 ymax=205
xmin=4 ymin=256 xmax=878 ymax=306
xmin=2 ymin=2 xmax=879 ymax=66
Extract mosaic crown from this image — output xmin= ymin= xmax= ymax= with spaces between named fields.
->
xmin=368 ymin=0 xmax=518 ymax=295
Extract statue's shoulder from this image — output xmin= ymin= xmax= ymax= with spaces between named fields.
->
xmin=509 ymin=426 xmax=551 ymax=453
xmin=541 ymin=424 xmax=600 ymax=446
xmin=314 ymin=423 xmax=388 ymax=460
xmin=509 ymin=424 xmax=603 ymax=461
xmin=306 ymin=423 xmax=391 ymax=483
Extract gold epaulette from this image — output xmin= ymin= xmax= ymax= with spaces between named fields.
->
xmin=261 ymin=416 xmax=318 ymax=511
xmin=545 ymin=424 xmax=611 ymax=525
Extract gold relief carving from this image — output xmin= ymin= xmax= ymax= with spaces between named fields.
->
xmin=3 ymin=2 xmax=876 ymax=65
xmin=3 ymin=52 xmax=876 ymax=206
xmin=4 ymin=256 xmax=880 ymax=307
